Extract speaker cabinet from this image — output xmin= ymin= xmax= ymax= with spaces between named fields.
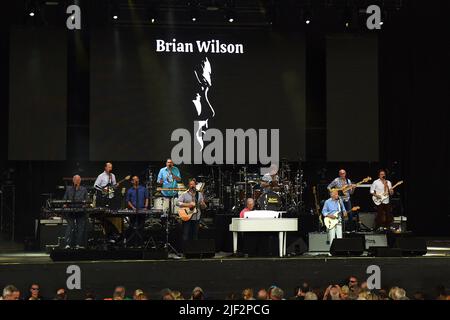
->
xmin=330 ymin=238 xmax=365 ymax=256
xmin=395 ymin=238 xmax=427 ymax=256
xmin=39 ymin=220 xmax=66 ymax=250
xmin=308 ymin=232 xmax=331 ymax=252
xmin=183 ymin=239 xmax=215 ymax=259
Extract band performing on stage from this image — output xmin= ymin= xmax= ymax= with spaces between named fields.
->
xmin=42 ymin=158 xmax=404 ymax=257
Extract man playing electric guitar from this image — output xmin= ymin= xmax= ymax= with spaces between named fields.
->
xmin=370 ymin=169 xmax=395 ymax=231
xmin=94 ymin=162 xmax=117 ymax=207
xmin=178 ymin=179 xmax=207 ymax=244
xmin=322 ymin=190 xmax=360 ymax=244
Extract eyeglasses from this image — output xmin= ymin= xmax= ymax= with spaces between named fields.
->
xmin=31 ymin=288 xmax=40 ymax=291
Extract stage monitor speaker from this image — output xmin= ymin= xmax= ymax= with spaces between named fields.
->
xmin=286 ymin=237 xmax=308 ymax=256
xmin=184 ymin=239 xmax=215 ymax=259
xmin=308 ymin=232 xmax=330 ymax=252
xmin=368 ymin=247 xmax=403 ymax=257
xmin=330 ymin=238 xmax=365 ymax=256
xmin=395 ymin=238 xmax=427 ymax=256
xmin=364 ymin=234 xmax=387 ymax=250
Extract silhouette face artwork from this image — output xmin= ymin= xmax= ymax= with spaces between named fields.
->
xmin=192 ymin=57 xmax=215 ymax=151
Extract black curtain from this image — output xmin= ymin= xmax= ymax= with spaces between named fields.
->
xmin=379 ymin=0 xmax=450 ymax=235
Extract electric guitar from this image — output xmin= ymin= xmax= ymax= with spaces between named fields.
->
xmin=99 ymin=175 xmax=131 ymax=198
xmin=324 ymin=206 xmax=360 ymax=230
xmin=372 ymin=180 xmax=404 ymax=205
xmin=331 ymin=176 xmax=372 ymax=194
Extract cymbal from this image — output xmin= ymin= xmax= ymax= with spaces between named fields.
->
xmin=156 ymin=187 xmax=187 ymax=191
xmin=235 ymin=180 xmax=260 ymax=185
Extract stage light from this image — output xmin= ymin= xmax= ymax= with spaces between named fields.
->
xmin=302 ymin=8 xmax=312 ymax=25
xmin=147 ymin=3 xmax=159 ymax=24
xmin=26 ymin=0 xmax=38 ymax=18
xmin=224 ymin=0 xmax=235 ymax=23
xmin=111 ymin=0 xmax=119 ymax=21
xmin=189 ymin=0 xmax=199 ymax=22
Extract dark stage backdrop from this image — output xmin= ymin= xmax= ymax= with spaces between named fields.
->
xmin=90 ymin=27 xmax=306 ymax=162
xmin=8 ymin=26 xmax=67 ymax=160
xmin=326 ymin=34 xmax=379 ymax=161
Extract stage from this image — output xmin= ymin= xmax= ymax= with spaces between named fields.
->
xmin=1 ymin=239 xmax=449 ymax=300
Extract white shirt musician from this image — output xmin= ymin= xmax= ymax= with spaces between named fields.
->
xmin=370 ymin=170 xmax=394 ymax=229
xmin=370 ymin=178 xmax=393 ymax=205
xmin=94 ymin=162 xmax=117 ymax=200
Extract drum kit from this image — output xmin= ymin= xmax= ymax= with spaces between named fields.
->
xmin=225 ymin=161 xmax=306 ymax=213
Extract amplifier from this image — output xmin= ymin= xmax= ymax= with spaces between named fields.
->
xmin=39 ymin=219 xmax=66 ymax=250
xmin=308 ymin=232 xmax=330 ymax=252
xmin=358 ymin=212 xmax=376 ymax=229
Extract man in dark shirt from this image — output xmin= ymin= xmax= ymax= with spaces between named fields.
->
xmin=63 ymin=175 xmax=88 ymax=249
xmin=126 ymin=176 xmax=149 ymax=246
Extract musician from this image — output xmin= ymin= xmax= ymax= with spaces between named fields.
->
xmin=239 ymin=198 xmax=255 ymax=218
xmin=260 ymin=164 xmax=279 ymax=192
xmin=63 ymin=175 xmax=88 ymax=249
xmin=94 ymin=162 xmax=117 ymax=206
xmin=327 ymin=169 xmax=356 ymax=229
xmin=322 ymin=190 xmax=346 ymax=244
xmin=178 ymin=179 xmax=207 ymax=243
xmin=125 ymin=176 xmax=149 ymax=246
xmin=157 ymin=159 xmax=181 ymax=197
xmin=370 ymin=170 xmax=394 ymax=230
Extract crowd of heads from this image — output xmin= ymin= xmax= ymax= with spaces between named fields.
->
xmin=1 ymin=279 xmax=449 ymax=301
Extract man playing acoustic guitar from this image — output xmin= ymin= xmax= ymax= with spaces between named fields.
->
xmin=178 ymin=179 xmax=207 ymax=243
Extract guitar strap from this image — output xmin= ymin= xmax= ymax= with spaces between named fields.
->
xmin=193 ymin=191 xmax=200 ymax=220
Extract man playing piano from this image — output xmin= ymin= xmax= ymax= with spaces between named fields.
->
xmin=125 ymin=176 xmax=149 ymax=247
xmin=240 ymin=198 xmax=255 ymax=218
xmin=63 ymin=175 xmax=88 ymax=249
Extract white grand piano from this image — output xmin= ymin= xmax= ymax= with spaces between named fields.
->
xmin=229 ymin=211 xmax=298 ymax=257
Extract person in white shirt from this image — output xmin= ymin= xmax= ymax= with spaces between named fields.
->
xmin=370 ymin=169 xmax=394 ymax=230
xmin=94 ymin=162 xmax=117 ymax=206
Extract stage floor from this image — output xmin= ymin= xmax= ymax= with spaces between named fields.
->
xmin=1 ymin=238 xmax=449 ymax=299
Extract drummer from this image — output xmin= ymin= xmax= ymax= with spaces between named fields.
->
xmin=157 ymin=158 xmax=182 ymax=197
xmin=260 ymin=164 xmax=280 ymax=193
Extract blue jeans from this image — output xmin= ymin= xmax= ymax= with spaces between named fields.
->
xmin=182 ymin=220 xmax=199 ymax=242
xmin=64 ymin=213 xmax=87 ymax=247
